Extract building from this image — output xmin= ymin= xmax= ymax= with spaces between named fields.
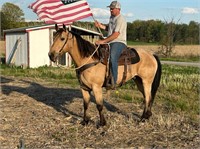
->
xmin=3 ymin=24 xmax=100 ymax=68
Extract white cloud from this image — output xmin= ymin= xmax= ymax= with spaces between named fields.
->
xmin=91 ymin=8 xmax=110 ymax=19
xmin=91 ymin=8 xmax=134 ymax=23
xmin=181 ymin=7 xmax=199 ymax=14
xmin=124 ymin=12 xmax=134 ymax=18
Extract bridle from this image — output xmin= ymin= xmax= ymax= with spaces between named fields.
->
xmin=54 ymin=29 xmax=101 ymax=70
xmin=56 ymin=30 xmax=73 ymax=54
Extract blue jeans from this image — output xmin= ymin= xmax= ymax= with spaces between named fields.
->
xmin=109 ymin=42 xmax=126 ymax=84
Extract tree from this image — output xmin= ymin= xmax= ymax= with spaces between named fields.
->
xmin=157 ymin=17 xmax=183 ymax=57
xmin=1 ymin=2 xmax=25 ymax=32
xmin=187 ymin=21 xmax=199 ymax=44
xmin=146 ymin=20 xmax=163 ymax=43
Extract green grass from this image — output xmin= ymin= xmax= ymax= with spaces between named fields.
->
xmin=113 ymin=65 xmax=199 ymax=121
xmin=160 ymin=65 xmax=199 ymax=115
xmin=1 ymin=64 xmax=79 ymax=87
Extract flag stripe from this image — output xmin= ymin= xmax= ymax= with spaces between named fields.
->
xmin=29 ymin=0 xmax=93 ymax=24
xmin=30 ymin=0 xmax=61 ymax=11
xmin=45 ymin=13 xmax=92 ymax=24
xmin=43 ymin=10 xmax=92 ymax=22
xmin=39 ymin=8 xmax=91 ymax=20
xmin=37 ymin=3 xmax=89 ymax=17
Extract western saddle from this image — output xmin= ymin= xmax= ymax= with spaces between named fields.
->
xmin=98 ymin=44 xmax=140 ymax=89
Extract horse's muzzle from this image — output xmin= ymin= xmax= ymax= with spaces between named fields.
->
xmin=48 ymin=52 xmax=57 ymax=62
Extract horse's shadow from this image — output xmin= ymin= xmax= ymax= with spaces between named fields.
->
xmin=1 ymin=76 xmax=141 ymax=121
xmin=1 ymin=77 xmax=82 ymax=118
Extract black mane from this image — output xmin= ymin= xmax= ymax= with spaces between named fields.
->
xmin=70 ymin=31 xmax=99 ymax=59
xmin=55 ymin=28 xmax=99 ymax=59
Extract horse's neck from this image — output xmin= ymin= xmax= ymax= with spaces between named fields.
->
xmin=68 ymin=41 xmax=93 ymax=67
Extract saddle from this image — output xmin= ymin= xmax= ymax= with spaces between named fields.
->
xmin=98 ymin=44 xmax=140 ymax=88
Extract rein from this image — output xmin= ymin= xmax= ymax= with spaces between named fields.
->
xmin=54 ymin=29 xmax=101 ymax=72
xmin=75 ymin=44 xmax=100 ymax=70
xmin=56 ymin=42 xmax=100 ymax=71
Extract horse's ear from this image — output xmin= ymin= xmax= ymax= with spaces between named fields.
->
xmin=55 ymin=24 xmax=58 ymax=31
xmin=63 ymin=24 xmax=66 ymax=31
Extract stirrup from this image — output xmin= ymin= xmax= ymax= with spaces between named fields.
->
xmin=106 ymin=83 xmax=116 ymax=90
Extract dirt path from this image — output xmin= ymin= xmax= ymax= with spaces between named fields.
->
xmin=161 ymin=61 xmax=200 ymax=67
xmin=0 ymin=76 xmax=199 ymax=148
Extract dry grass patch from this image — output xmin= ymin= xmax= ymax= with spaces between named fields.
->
xmin=132 ymin=45 xmax=200 ymax=57
xmin=0 ymin=41 xmax=5 ymax=56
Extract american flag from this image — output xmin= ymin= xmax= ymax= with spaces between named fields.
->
xmin=29 ymin=0 xmax=93 ymax=24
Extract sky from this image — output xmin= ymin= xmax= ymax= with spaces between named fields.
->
xmin=0 ymin=0 xmax=199 ymax=24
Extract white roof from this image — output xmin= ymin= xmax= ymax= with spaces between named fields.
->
xmin=3 ymin=24 xmax=101 ymax=36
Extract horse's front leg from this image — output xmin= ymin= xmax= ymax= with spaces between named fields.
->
xmin=81 ymin=89 xmax=91 ymax=125
xmin=92 ymin=86 xmax=106 ymax=126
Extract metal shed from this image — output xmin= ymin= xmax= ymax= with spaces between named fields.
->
xmin=3 ymin=24 xmax=100 ymax=68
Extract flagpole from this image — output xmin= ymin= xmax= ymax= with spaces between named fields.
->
xmin=92 ymin=15 xmax=103 ymax=37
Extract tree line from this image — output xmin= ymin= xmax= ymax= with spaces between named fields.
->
xmin=127 ymin=20 xmax=199 ymax=45
xmin=1 ymin=2 xmax=199 ymax=45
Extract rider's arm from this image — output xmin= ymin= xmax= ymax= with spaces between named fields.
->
xmin=95 ymin=32 xmax=120 ymax=45
xmin=103 ymin=32 xmax=120 ymax=43
xmin=95 ymin=21 xmax=108 ymax=31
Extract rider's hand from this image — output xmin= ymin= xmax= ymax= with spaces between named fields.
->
xmin=95 ymin=21 xmax=102 ymax=28
xmin=95 ymin=40 xmax=105 ymax=45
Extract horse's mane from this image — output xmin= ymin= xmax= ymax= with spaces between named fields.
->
xmin=70 ymin=31 xmax=99 ymax=59
xmin=55 ymin=28 xmax=99 ymax=59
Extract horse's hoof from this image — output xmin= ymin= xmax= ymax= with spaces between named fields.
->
xmin=97 ymin=120 xmax=106 ymax=128
xmin=80 ymin=120 xmax=89 ymax=126
xmin=100 ymin=120 xmax=106 ymax=126
xmin=141 ymin=111 xmax=152 ymax=121
xmin=140 ymin=117 xmax=147 ymax=123
xmin=140 ymin=114 xmax=151 ymax=123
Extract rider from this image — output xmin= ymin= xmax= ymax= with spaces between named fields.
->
xmin=95 ymin=1 xmax=127 ymax=89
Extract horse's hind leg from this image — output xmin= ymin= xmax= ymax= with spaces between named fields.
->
xmin=134 ymin=77 xmax=153 ymax=121
xmin=81 ymin=89 xmax=91 ymax=125
xmin=141 ymin=81 xmax=153 ymax=121
xmin=134 ymin=76 xmax=144 ymax=97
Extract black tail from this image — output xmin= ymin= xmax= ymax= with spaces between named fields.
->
xmin=151 ymin=55 xmax=162 ymax=102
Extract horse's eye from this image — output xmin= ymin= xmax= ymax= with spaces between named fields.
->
xmin=61 ymin=37 xmax=65 ymax=41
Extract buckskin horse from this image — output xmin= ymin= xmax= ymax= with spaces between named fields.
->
xmin=48 ymin=24 xmax=162 ymax=126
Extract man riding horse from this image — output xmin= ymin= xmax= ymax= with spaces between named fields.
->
xmin=48 ymin=1 xmax=161 ymax=126
xmin=95 ymin=1 xmax=127 ymax=89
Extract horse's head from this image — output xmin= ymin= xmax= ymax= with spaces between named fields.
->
xmin=48 ymin=24 xmax=73 ymax=62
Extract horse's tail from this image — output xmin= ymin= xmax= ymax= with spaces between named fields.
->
xmin=151 ymin=55 xmax=162 ymax=102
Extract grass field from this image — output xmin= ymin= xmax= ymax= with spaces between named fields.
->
xmin=131 ymin=45 xmax=200 ymax=62
xmin=0 ymin=40 xmax=200 ymax=58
